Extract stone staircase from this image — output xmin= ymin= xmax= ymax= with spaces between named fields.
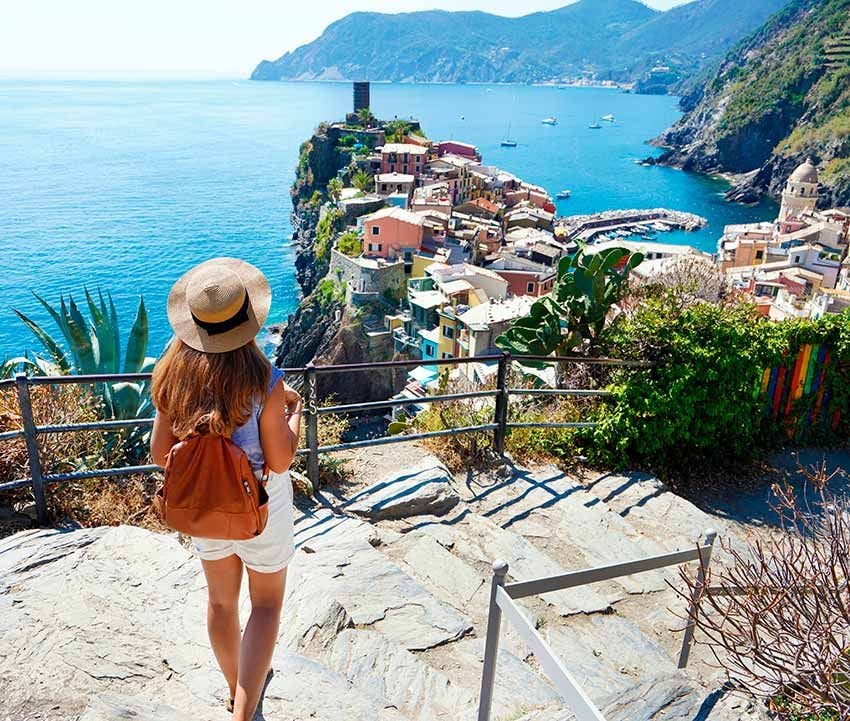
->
xmin=0 ymin=454 xmax=766 ymax=721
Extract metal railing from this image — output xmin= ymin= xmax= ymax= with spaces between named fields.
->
xmin=477 ymin=530 xmax=718 ymax=721
xmin=0 ymin=353 xmax=653 ymax=525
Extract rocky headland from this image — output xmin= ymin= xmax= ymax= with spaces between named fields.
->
xmin=652 ymin=0 xmax=850 ymax=207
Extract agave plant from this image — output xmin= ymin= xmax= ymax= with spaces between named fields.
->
xmin=9 ymin=290 xmax=156 ymax=459
xmin=497 ymin=245 xmax=644 ymax=360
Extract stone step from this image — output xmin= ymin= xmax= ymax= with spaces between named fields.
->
xmin=80 ymin=652 xmax=415 ymax=721
xmin=438 ymin=511 xmax=618 ymax=616
xmin=581 ymin=472 xmax=731 ymax=551
xmin=467 ymin=465 xmax=670 ymax=596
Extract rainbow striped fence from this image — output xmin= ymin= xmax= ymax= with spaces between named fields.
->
xmin=759 ymin=343 xmax=847 ymax=439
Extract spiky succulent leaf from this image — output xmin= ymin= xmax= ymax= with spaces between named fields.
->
xmin=124 ymin=298 xmax=148 ymax=374
xmin=12 ymin=310 xmax=72 ymax=373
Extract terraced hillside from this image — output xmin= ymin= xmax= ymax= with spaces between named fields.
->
xmin=1 ymin=451 xmax=770 ymax=721
xmin=656 ymin=0 xmax=850 ymax=208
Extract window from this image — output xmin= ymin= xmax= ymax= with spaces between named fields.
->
xmin=755 ymin=250 xmax=764 ymax=260
xmin=368 ymin=243 xmax=382 ymax=253
xmin=390 ymin=164 xmax=395 ymax=173
xmin=442 ymin=325 xmax=454 ymax=339
xmin=403 ymin=165 xmax=409 ymax=174
xmin=424 ymin=345 xmax=435 ymax=358
xmin=794 ymin=255 xmax=801 ymax=264
xmin=441 ymin=352 xmax=452 ymax=359
xmin=526 ymin=282 xmax=535 ymax=294
xmin=371 ymin=226 xmax=380 ymax=235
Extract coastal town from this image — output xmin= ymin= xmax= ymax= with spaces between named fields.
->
xmin=301 ymin=83 xmax=850 ymax=410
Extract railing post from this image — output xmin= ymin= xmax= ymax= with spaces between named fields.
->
xmin=493 ymin=352 xmax=510 ymax=456
xmin=15 ymin=373 xmax=48 ymax=526
xmin=303 ymin=363 xmax=320 ymax=492
xmin=478 ymin=559 xmax=509 ymax=721
xmin=677 ymin=529 xmax=717 ymax=669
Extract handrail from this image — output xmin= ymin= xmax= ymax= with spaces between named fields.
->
xmin=477 ymin=531 xmax=718 ymax=721
xmin=0 ymin=353 xmax=652 ymax=525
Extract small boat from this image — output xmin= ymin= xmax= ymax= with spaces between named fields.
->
xmin=602 ymin=114 xmax=615 ymax=122
xmin=501 ymin=119 xmax=517 ymax=147
xmin=588 ymin=122 xmax=602 ymax=129
xmin=556 ymin=190 xmax=572 ymax=199
xmin=542 ymin=117 xmax=558 ymax=125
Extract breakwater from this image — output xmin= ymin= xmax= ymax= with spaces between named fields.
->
xmin=557 ymin=208 xmax=708 ymax=243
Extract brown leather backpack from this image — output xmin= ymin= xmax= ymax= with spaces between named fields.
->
xmin=154 ymin=434 xmax=269 ymax=540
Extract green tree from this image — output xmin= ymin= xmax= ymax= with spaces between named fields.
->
xmin=351 ymin=170 xmax=373 ymax=193
xmin=356 ymin=107 xmax=375 ymax=128
xmin=327 ymin=177 xmax=343 ymax=202
xmin=385 ymin=120 xmax=411 ymax=143
xmin=337 ymin=230 xmax=362 ymax=258
xmin=496 ymin=245 xmax=643 ymax=358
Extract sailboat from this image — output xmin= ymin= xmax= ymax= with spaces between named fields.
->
xmin=602 ymin=114 xmax=615 ymax=122
xmin=501 ymin=119 xmax=517 ymax=147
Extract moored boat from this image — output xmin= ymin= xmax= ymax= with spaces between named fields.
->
xmin=542 ymin=117 xmax=558 ymax=125
xmin=556 ymin=189 xmax=572 ymax=199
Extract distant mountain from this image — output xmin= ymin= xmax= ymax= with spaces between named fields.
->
xmin=251 ymin=0 xmax=790 ymax=91
xmin=655 ymin=0 xmax=850 ymax=206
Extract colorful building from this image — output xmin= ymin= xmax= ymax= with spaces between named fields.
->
xmin=361 ymin=206 xmax=426 ymax=263
xmin=379 ymin=143 xmax=428 ymax=178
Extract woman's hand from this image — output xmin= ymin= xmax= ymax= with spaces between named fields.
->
xmin=283 ymin=383 xmax=302 ymax=414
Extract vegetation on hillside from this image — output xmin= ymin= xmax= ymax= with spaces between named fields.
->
xmin=658 ymin=0 xmax=850 ymax=201
xmin=251 ymin=0 xmax=785 ymax=89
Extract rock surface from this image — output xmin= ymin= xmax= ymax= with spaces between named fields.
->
xmin=346 ymin=459 xmax=461 ymax=520
xmin=1 ymin=458 xmax=769 ymax=721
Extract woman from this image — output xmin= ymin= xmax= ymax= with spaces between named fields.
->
xmin=150 ymin=257 xmax=301 ymax=720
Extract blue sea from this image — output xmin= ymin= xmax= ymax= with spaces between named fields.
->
xmin=0 ymin=79 xmax=775 ymax=357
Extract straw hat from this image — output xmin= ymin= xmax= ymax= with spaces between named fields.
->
xmin=167 ymin=258 xmax=271 ymax=353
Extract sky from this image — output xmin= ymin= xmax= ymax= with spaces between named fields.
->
xmin=0 ymin=0 xmax=690 ymax=78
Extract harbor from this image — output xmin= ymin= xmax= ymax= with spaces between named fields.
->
xmin=557 ymin=208 xmax=709 ymax=243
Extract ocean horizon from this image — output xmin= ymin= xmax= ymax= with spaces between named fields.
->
xmin=0 ymin=78 xmax=776 ymax=358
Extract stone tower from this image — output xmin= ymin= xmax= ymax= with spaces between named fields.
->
xmin=779 ymin=158 xmax=819 ymax=221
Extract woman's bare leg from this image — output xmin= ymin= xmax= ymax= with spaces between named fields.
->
xmin=201 ymin=555 xmax=244 ymax=701
xmin=232 ymin=567 xmax=286 ymax=721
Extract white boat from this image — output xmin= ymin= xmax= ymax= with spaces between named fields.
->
xmin=602 ymin=114 xmax=615 ymax=122
xmin=542 ymin=117 xmax=558 ymax=125
xmin=501 ymin=117 xmax=517 ymax=147
xmin=588 ymin=122 xmax=602 ymax=129
xmin=556 ymin=189 xmax=571 ymax=199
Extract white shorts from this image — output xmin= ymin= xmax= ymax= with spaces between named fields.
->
xmin=192 ymin=470 xmax=296 ymax=574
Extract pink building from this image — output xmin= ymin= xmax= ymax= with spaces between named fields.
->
xmin=380 ymin=143 xmax=428 ymax=178
xmin=435 ymin=141 xmax=481 ymax=162
xmin=362 ymin=206 xmax=426 ymax=261
xmin=493 ymin=268 xmax=556 ymax=297
xmin=504 ymin=187 xmax=555 ymax=214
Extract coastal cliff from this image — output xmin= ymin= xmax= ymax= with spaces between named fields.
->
xmin=275 ymin=119 xmax=406 ymax=401
xmin=290 ymin=128 xmax=354 ymax=296
xmin=653 ymin=0 xmax=850 ymax=206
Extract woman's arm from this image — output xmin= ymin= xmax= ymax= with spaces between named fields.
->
xmin=259 ymin=381 xmax=302 ymax=474
xmin=150 ymin=411 xmax=178 ymax=467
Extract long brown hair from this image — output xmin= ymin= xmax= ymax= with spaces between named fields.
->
xmin=151 ymin=338 xmax=271 ymax=438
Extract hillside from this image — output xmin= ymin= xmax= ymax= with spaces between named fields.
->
xmin=655 ymin=0 xmax=850 ymax=206
xmin=251 ymin=0 xmax=788 ymax=90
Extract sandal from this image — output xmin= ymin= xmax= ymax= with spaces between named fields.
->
xmin=226 ymin=698 xmax=234 ymax=713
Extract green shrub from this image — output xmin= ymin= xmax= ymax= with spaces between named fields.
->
xmin=583 ymin=295 xmax=850 ymax=476
xmin=337 ymin=231 xmax=362 ymax=258
xmin=315 ymin=278 xmax=345 ymax=307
